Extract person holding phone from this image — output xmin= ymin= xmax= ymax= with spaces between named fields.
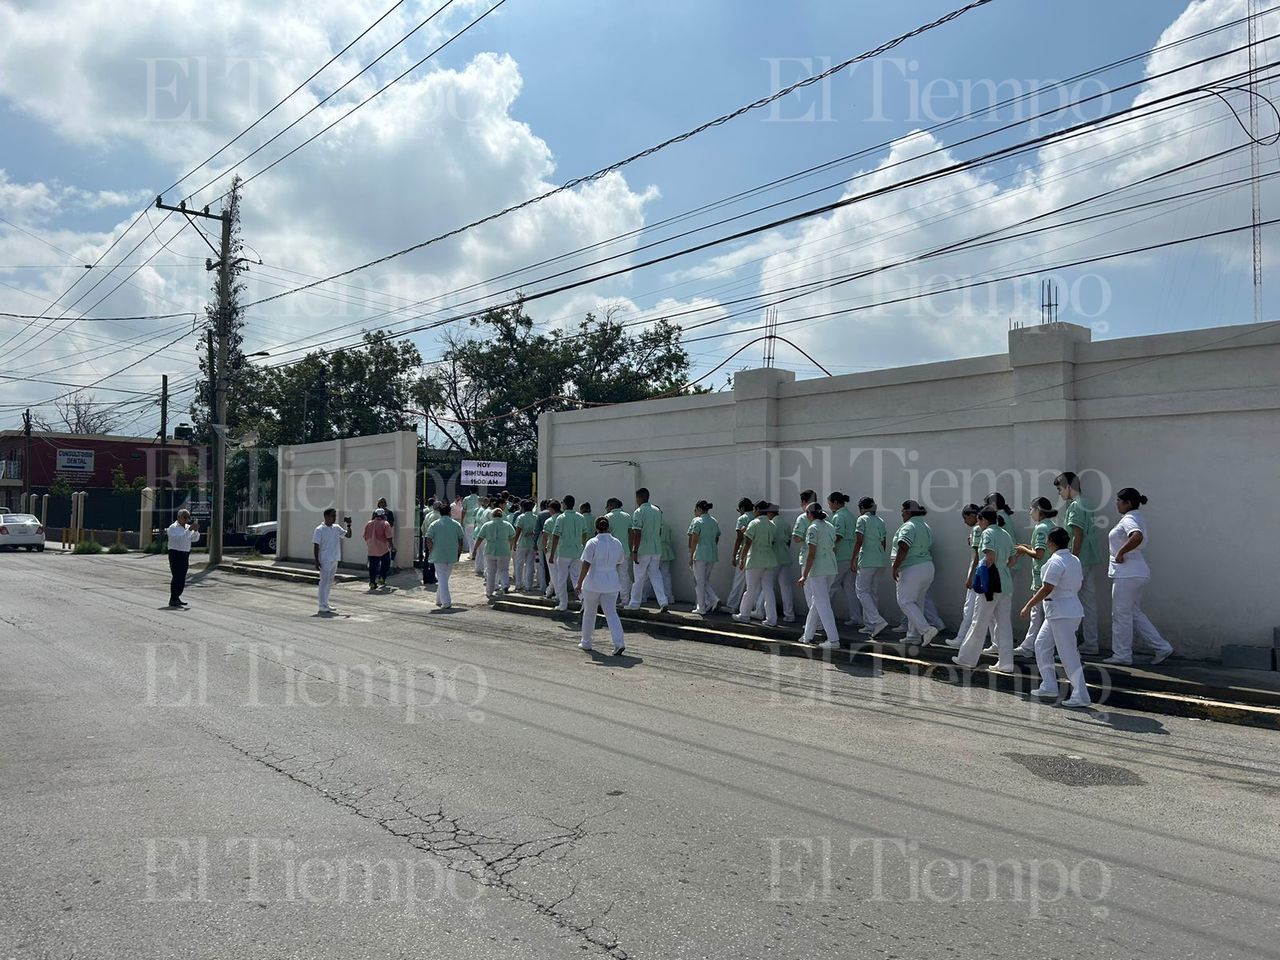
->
xmin=165 ymin=509 xmax=201 ymax=608
xmin=313 ymin=508 xmax=352 ymax=615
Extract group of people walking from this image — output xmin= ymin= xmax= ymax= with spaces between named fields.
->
xmin=306 ymin=472 xmax=1173 ymax=703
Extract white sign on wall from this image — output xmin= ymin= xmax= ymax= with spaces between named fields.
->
xmin=460 ymin=459 xmax=507 ymax=487
xmin=56 ymin=449 xmax=95 ymax=473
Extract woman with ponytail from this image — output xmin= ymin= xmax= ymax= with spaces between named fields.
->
xmin=852 ymin=497 xmax=889 ymax=638
xmin=687 ymin=500 xmax=722 ymax=616
xmin=1105 ymin=487 xmax=1173 ymax=666
xmin=953 ymin=506 xmax=1016 ymax=672
xmin=798 ymin=502 xmax=841 ymax=649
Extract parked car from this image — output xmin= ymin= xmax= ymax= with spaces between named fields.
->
xmin=0 ymin=514 xmax=45 ymax=551
xmin=248 ymin=520 xmax=277 ymax=554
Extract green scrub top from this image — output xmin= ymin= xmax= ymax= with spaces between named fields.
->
xmin=554 ymin=510 xmax=587 ymax=560
xmin=687 ymin=514 xmax=720 ymax=563
xmin=804 ymin=519 xmax=838 ymax=577
xmin=792 ymin=512 xmax=811 ymax=545
xmin=660 ymin=518 xmax=676 ymax=563
xmin=476 ymin=518 xmax=516 ymax=558
xmin=968 ymin=525 xmax=981 ymax=549
xmin=1065 ymin=498 xmax=1103 ymax=567
xmin=832 ymin=506 xmax=856 ymax=563
xmin=979 ymin=523 xmax=1015 ymax=575
xmin=894 ymin=518 xmax=933 ymax=568
xmin=606 ymin=508 xmax=632 ymax=539
xmin=632 ymin=502 xmax=664 ymax=556
xmin=426 ymin=517 xmax=463 ymax=564
xmin=855 ymin=512 xmax=888 ymax=567
xmin=420 ymin=509 xmax=440 ymax=536
xmin=743 ymin=516 xmax=778 ymax=569
xmin=514 ymin=511 xmax=537 ymax=543
xmin=1030 ymin=518 xmax=1054 ymax=589
xmin=771 ymin=515 xmax=793 ymax=565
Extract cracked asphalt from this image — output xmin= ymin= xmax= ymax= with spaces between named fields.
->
xmin=2 ymin=551 xmax=1279 ymax=960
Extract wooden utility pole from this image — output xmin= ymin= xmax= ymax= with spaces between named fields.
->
xmin=22 ymin=408 xmax=31 ymax=502
xmin=158 ymin=374 xmax=168 ymax=500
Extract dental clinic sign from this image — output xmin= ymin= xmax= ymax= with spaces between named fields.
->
xmin=56 ymin=449 xmax=95 ymax=474
xmin=460 ymin=459 xmax=506 ymax=487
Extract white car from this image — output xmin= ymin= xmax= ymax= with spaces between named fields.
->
xmin=247 ymin=520 xmax=277 ymax=554
xmin=0 ymin=514 xmax=45 ymax=551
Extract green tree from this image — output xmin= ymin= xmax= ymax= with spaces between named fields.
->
xmin=110 ymin=464 xmax=147 ymax=494
xmin=419 ymin=302 xmax=701 ymax=459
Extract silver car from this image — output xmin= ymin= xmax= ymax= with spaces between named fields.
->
xmin=0 ymin=514 xmax=45 ymax=552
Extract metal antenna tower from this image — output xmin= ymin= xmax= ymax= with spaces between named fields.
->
xmin=763 ymin=306 xmax=778 ymax=367
xmin=1040 ymin=279 xmax=1059 ymax=325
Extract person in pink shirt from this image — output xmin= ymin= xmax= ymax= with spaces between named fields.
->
xmin=363 ymin=508 xmax=394 ymax=590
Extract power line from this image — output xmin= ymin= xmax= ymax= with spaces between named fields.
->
xmin=241 ymin=0 xmax=1000 ymax=312
xmin=247 ymin=30 xmax=1276 ymax=361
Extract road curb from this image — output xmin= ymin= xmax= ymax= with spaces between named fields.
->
xmin=216 ymin=561 xmax=362 ymax=585
xmin=492 ymin=594 xmax=1280 ymax=731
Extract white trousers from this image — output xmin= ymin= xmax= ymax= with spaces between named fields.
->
xmin=462 ymin=522 xmax=475 ymax=553
xmin=1110 ymin=577 xmax=1172 ymax=662
xmin=774 ymin=560 xmax=797 ymax=618
xmin=581 ymin=590 xmax=625 ymax=650
xmin=485 ymin=554 xmax=510 ymax=595
xmin=923 ymin=593 xmax=946 ymax=629
xmin=738 ymin=567 xmax=777 ymax=624
xmin=751 ymin=566 xmax=780 ymax=618
xmin=318 ymin=559 xmax=338 ymax=610
xmin=473 ymin=538 xmax=486 ymax=574
xmin=692 ymin=560 xmax=720 ymax=612
xmin=894 ymin=561 xmax=935 ymax=638
xmin=1079 ymin=565 xmax=1099 ymax=647
xmin=642 ymin=561 xmax=673 ymax=603
xmin=553 ymin=557 xmax=581 ymax=610
xmin=1035 ymin=615 xmax=1089 ymax=701
xmin=956 ymin=592 xmax=1014 ymax=668
xmin=855 ymin=567 xmax=888 ymax=630
xmin=436 ymin=562 xmax=453 ymax=606
xmin=629 ymin=554 xmax=669 ymax=607
xmin=514 ymin=547 xmax=535 ymax=590
xmin=617 ymin=556 xmax=633 ymax=605
xmin=829 ymin=567 xmax=861 ymax=623
xmin=1019 ymin=600 xmax=1045 ymax=651
xmin=802 ymin=574 xmax=839 ymax=642
xmin=727 ymin=563 xmax=748 ymax=609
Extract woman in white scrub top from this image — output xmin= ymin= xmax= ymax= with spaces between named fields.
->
xmin=576 ymin=516 xmax=627 ymax=655
xmin=1020 ymin=527 xmax=1091 ymax=707
xmin=1104 ymin=487 xmax=1174 ymax=666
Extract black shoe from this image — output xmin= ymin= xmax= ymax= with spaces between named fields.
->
xmin=611 ymin=645 xmax=626 ymax=656
xmin=167 ymin=602 xmax=184 ymax=608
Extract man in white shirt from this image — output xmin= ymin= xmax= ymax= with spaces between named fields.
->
xmin=313 ymin=508 xmax=352 ymax=614
xmin=165 ymin=509 xmax=201 ymax=608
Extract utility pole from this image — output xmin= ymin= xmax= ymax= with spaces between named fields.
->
xmin=158 ymin=374 xmax=168 ymax=500
xmin=1248 ymin=0 xmax=1264 ymax=325
xmin=22 ymin=408 xmax=31 ymax=503
xmin=156 ymin=195 xmax=234 ymax=565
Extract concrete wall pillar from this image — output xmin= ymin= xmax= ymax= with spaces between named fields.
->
xmin=1007 ymin=322 xmax=1093 ymax=499
xmin=731 ymin=368 xmax=796 ymax=498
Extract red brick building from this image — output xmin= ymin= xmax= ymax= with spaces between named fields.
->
xmin=0 ymin=430 xmax=192 ymax=510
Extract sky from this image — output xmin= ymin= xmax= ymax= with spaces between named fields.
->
xmin=1 ymin=0 xmax=1278 ymax=440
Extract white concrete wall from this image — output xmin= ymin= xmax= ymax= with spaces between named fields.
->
xmin=276 ymin=431 xmax=417 ymax=567
xmin=538 ymin=321 xmax=1280 ymax=661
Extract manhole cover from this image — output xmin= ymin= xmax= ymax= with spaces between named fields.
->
xmin=1003 ymin=753 xmax=1144 ymax=786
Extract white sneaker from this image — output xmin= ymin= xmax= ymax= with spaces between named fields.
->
xmin=1013 ymin=646 xmax=1035 ymax=658
xmin=858 ymin=625 xmax=873 ymax=635
xmin=990 ymin=662 xmax=1016 ymax=674
xmin=1030 ymin=684 xmax=1059 ymax=698
xmin=1102 ymin=655 xmax=1132 ymax=666
xmin=943 ymin=637 xmax=962 ymax=649
xmin=1150 ymin=649 xmax=1174 ymax=666
xmin=817 ymin=639 xmax=841 ymax=650
xmin=893 ymin=624 xmax=908 ymax=634
xmin=622 ymin=604 xmax=641 ymax=611
xmin=867 ymin=622 xmax=888 ymax=639
xmin=981 ymin=645 xmax=998 ymax=656
xmin=920 ymin=627 xmax=940 ymax=646
xmin=951 ymin=655 xmax=973 ymax=668
xmin=1062 ymin=694 xmax=1092 ymax=708
xmin=578 ymin=643 xmax=593 ymax=652
xmin=732 ymin=613 xmax=750 ymax=623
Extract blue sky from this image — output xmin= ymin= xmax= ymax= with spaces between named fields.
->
xmin=1 ymin=0 xmax=1275 ymax=434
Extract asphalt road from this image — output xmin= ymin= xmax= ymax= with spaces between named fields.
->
xmin=2 ymin=551 xmax=1278 ymax=960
